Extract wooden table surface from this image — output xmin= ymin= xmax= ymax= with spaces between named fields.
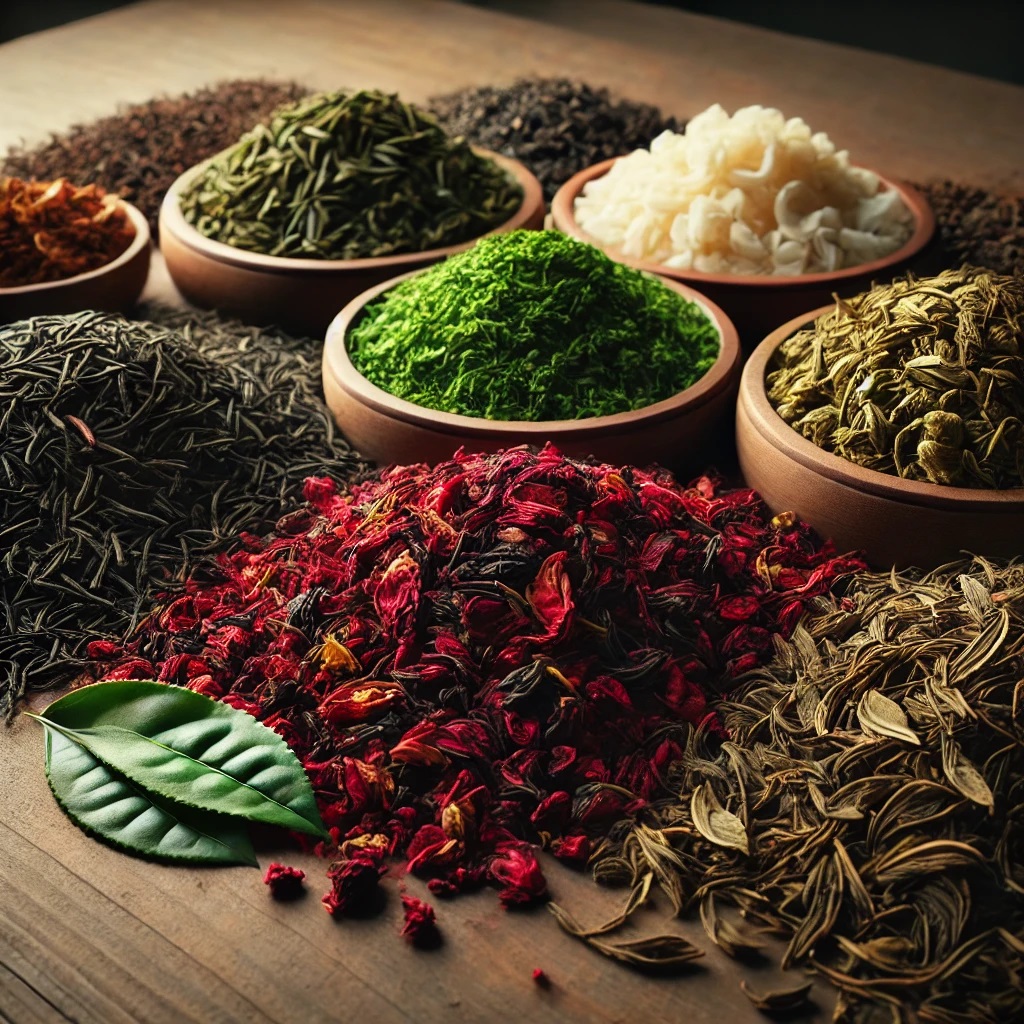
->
xmin=1 ymin=2 xmax=1022 ymax=1022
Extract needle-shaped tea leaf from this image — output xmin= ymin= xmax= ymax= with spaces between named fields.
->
xmin=43 ymin=725 xmax=258 ymax=866
xmin=29 ymin=681 xmax=327 ymax=839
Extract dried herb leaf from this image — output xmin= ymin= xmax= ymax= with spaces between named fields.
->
xmin=739 ymin=979 xmax=814 ymax=1013
xmin=940 ymin=733 xmax=994 ymax=808
xmin=691 ymin=782 xmax=750 ymax=854
xmin=857 ymin=690 xmax=920 ymax=746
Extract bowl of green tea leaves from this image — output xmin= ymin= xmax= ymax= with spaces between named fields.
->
xmin=159 ymin=89 xmax=544 ymax=336
xmin=737 ymin=265 xmax=1024 ymax=568
xmin=323 ymin=230 xmax=741 ymax=473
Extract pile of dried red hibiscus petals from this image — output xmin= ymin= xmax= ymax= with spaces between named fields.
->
xmin=89 ymin=445 xmax=860 ymax=930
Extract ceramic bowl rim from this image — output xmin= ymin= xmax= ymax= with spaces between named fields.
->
xmin=0 ymin=200 xmax=150 ymax=295
xmin=551 ymin=157 xmax=936 ymax=289
xmin=324 ymin=268 xmax=741 ymax=439
xmin=740 ymin=305 xmax=1024 ymax=510
xmin=159 ymin=147 xmax=544 ymax=274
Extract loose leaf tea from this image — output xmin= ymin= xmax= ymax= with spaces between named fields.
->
xmin=429 ymin=77 xmax=681 ymax=201
xmin=30 ymin=681 xmax=328 ymax=838
xmin=0 ymin=308 xmax=363 ymax=720
xmin=0 ymin=177 xmax=135 ymax=287
xmin=582 ymin=556 xmax=1024 ymax=1023
xmin=916 ymin=179 xmax=1024 ymax=278
xmin=43 ymin=724 xmax=259 ymax=866
xmin=347 ymin=230 xmax=719 ymax=421
xmin=768 ymin=266 xmax=1024 ymax=487
xmin=89 ymin=445 xmax=859 ymax=915
xmin=180 ymin=89 xmax=522 ymax=259
xmin=1 ymin=79 xmax=309 ymax=238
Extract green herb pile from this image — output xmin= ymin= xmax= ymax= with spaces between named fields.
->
xmin=347 ymin=230 xmax=720 ymax=421
xmin=179 ymin=89 xmax=523 ymax=259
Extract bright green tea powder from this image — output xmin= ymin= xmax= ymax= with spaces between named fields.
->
xmin=347 ymin=230 xmax=720 ymax=421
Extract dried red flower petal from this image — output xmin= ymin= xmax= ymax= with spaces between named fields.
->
xmin=321 ymin=849 xmax=386 ymax=918
xmin=400 ymin=895 xmax=442 ymax=949
xmin=91 ymin=445 xmax=861 ymax=923
xmin=263 ymin=862 xmax=306 ymax=900
xmin=489 ymin=840 xmax=549 ymax=908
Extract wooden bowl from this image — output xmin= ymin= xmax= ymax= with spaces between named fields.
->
xmin=0 ymin=201 xmax=150 ymax=324
xmin=550 ymin=158 xmax=937 ymax=351
xmin=160 ymin=149 xmax=545 ymax=336
xmin=737 ymin=306 xmax=1024 ymax=569
xmin=323 ymin=270 xmax=741 ymax=474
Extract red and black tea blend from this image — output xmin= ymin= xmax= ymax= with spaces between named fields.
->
xmin=89 ymin=445 xmax=859 ymax=909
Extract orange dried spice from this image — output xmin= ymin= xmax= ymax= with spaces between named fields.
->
xmin=0 ymin=176 xmax=134 ymax=287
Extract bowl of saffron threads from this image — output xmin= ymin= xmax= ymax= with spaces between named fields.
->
xmin=159 ymin=89 xmax=545 ymax=336
xmin=0 ymin=177 xmax=150 ymax=323
xmin=322 ymin=230 xmax=741 ymax=473
xmin=736 ymin=266 xmax=1024 ymax=570
xmin=550 ymin=104 xmax=937 ymax=350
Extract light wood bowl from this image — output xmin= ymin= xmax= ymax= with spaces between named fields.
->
xmin=159 ymin=149 xmax=545 ymax=336
xmin=550 ymin=158 xmax=937 ymax=351
xmin=737 ymin=306 xmax=1024 ymax=569
xmin=323 ymin=270 xmax=742 ymax=473
xmin=0 ymin=201 xmax=150 ymax=324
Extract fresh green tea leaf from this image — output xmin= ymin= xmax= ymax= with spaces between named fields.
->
xmin=44 ymin=725 xmax=258 ymax=866
xmin=30 ymin=681 xmax=327 ymax=839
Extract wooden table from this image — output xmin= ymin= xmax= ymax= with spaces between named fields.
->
xmin=1 ymin=3 xmax=1021 ymax=1022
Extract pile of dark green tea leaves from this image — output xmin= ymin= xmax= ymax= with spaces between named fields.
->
xmin=0 ymin=307 xmax=364 ymax=720
xmin=429 ymin=77 xmax=681 ymax=201
xmin=577 ymin=556 xmax=1024 ymax=1023
xmin=179 ymin=89 xmax=523 ymax=259
xmin=0 ymin=79 xmax=310 ymax=238
xmin=768 ymin=265 xmax=1024 ymax=488
xmin=347 ymin=230 xmax=720 ymax=420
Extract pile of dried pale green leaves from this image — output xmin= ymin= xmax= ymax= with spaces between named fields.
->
xmin=559 ymin=557 xmax=1023 ymax=1023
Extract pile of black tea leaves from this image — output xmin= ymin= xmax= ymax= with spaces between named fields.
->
xmin=0 ymin=306 xmax=365 ymax=720
xmin=917 ymin=179 xmax=1024 ymax=278
xmin=1 ymin=79 xmax=310 ymax=238
xmin=429 ymin=77 xmax=681 ymax=200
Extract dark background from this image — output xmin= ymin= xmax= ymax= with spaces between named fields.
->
xmin=1 ymin=0 xmax=1022 ymax=85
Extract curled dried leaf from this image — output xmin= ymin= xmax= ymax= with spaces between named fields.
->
xmin=857 ymin=689 xmax=921 ymax=746
xmin=691 ymin=782 xmax=749 ymax=855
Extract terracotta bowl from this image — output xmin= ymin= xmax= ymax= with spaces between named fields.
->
xmin=737 ymin=306 xmax=1024 ymax=569
xmin=323 ymin=270 xmax=741 ymax=474
xmin=159 ymin=149 xmax=545 ymax=336
xmin=550 ymin=158 xmax=937 ymax=351
xmin=0 ymin=201 xmax=150 ymax=324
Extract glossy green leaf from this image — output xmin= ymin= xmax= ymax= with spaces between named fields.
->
xmin=30 ymin=680 xmax=327 ymax=839
xmin=44 ymin=726 xmax=258 ymax=866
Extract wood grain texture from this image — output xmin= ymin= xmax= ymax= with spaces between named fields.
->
xmin=0 ymin=1 xmax=1016 ymax=1019
xmin=0 ymin=0 xmax=1020 ymax=192
xmin=0 ymin=714 xmax=831 ymax=1023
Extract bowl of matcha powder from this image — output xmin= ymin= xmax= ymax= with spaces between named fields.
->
xmin=323 ymin=230 xmax=741 ymax=470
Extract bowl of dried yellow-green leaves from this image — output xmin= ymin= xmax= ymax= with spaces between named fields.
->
xmin=737 ymin=267 xmax=1024 ymax=569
